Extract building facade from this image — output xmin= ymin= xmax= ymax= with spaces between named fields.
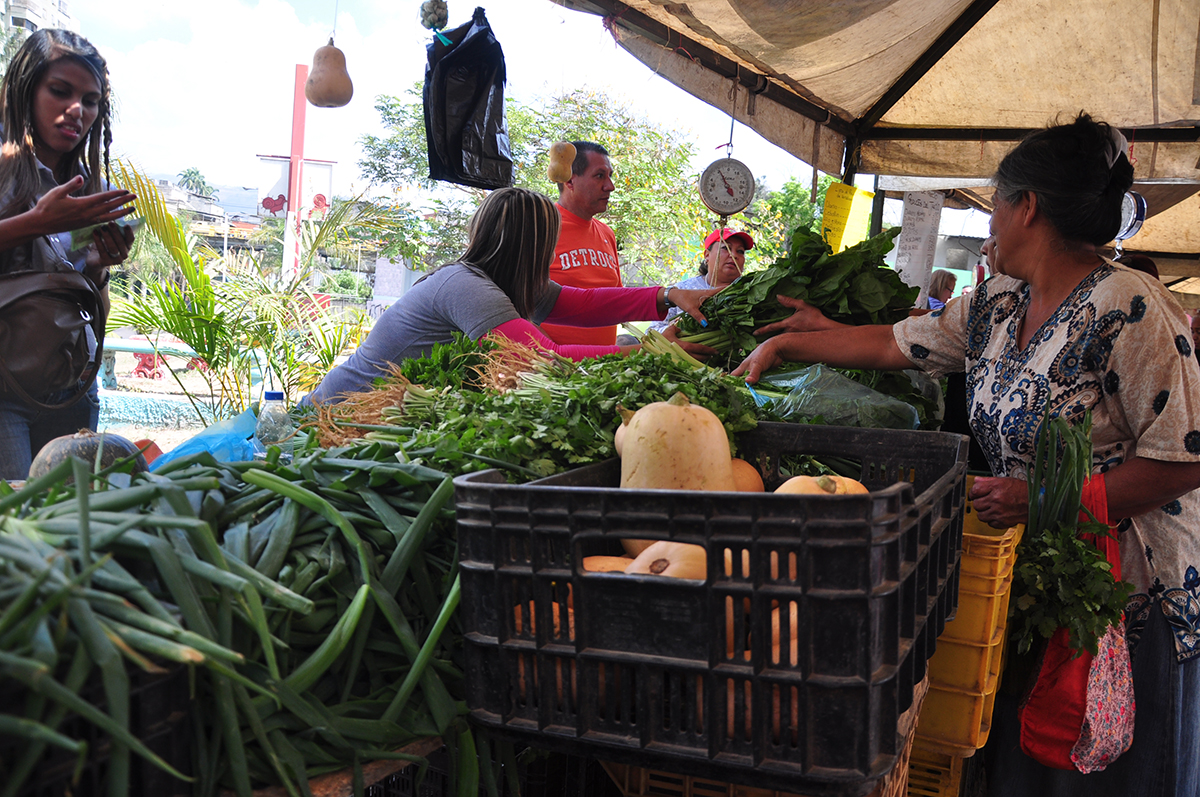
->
xmin=7 ymin=0 xmax=78 ymax=33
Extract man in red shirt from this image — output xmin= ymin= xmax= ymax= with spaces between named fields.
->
xmin=542 ymin=141 xmax=623 ymax=346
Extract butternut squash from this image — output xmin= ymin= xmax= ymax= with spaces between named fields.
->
xmin=775 ymin=474 xmax=838 ymax=495
xmin=724 ymin=603 xmax=800 ymax=740
xmin=305 ymin=38 xmax=353 ymax=108
xmin=723 ymin=547 xmax=754 ymax=620
xmin=723 ymin=547 xmax=750 ymax=578
xmin=513 ymin=600 xmax=573 ymax=638
xmin=730 ymin=458 xmax=765 ymax=492
xmin=828 ymin=475 xmax=869 ymax=494
xmin=620 ymin=538 xmax=656 ymax=557
xmin=547 ymin=141 xmax=576 ymax=183
xmin=612 ymin=405 xmax=634 ymax=457
xmin=513 ymin=601 xmax=576 ymax=704
xmin=618 ymin=393 xmax=734 ymax=555
xmin=620 ymin=392 xmax=735 ymax=492
xmin=582 ymin=555 xmax=633 ymax=573
xmin=625 ymin=540 xmax=707 ymax=580
xmin=770 ymin=602 xmax=800 ymax=666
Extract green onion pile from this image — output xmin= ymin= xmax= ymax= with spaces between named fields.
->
xmin=0 ymin=444 xmax=498 ymax=797
xmin=1010 ymin=411 xmax=1133 ymax=656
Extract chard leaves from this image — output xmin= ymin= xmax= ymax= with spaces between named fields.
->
xmin=675 ymin=225 xmax=914 ymax=358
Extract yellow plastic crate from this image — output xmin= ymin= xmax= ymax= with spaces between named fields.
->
xmin=912 ymin=477 xmax=1021 ymax=756
xmin=927 ymin=622 xmax=1005 ymax=692
xmin=906 ymin=743 xmax=964 ymax=797
xmin=940 ymin=575 xmax=1013 ymax=645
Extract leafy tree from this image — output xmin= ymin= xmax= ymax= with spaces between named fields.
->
xmin=0 ymin=19 xmax=27 ymax=79
xmin=771 ymin=175 xmax=838 ymax=242
xmin=748 ymin=174 xmax=838 ymax=264
xmin=359 ymin=87 xmax=726 ymax=286
xmin=250 ymin=196 xmax=432 ymax=283
xmin=114 ymin=226 xmax=177 ymax=299
xmin=110 ymin=161 xmax=369 ymax=413
xmin=320 ymin=270 xmax=372 ymax=299
xmin=177 ymin=167 xmax=218 ymax=198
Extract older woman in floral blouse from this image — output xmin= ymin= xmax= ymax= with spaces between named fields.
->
xmin=735 ymin=113 xmax=1200 ymax=797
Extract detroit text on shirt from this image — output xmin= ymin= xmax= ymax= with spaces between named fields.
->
xmin=558 ymin=247 xmax=619 ymax=273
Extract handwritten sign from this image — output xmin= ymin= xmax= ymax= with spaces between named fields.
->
xmin=822 ymin=183 xmax=875 ymax=253
xmin=894 ymin=192 xmax=945 ymax=306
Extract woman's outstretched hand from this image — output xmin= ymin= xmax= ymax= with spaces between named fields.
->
xmin=30 ymin=175 xmax=135 ymax=236
xmin=661 ymin=323 xmax=718 ymax=360
xmin=667 ymin=286 xmax=721 ymax=326
xmin=731 ymin=337 xmax=785 ymax=384
xmin=753 ymin=295 xmax=844 ymax=336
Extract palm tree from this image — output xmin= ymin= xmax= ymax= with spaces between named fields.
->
xmin=177 ymin=167 xmax=217 ymax=198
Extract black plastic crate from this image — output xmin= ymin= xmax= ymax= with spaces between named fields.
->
xmin=368 ymin=749 xmax=622 ymax=797
xmin=455 ymin=422 xmax=966 ymax=796
xmin=2 ymin=662 xmax=192 ymax=797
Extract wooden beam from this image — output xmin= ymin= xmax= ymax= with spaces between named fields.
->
xmin=856 ymin=0 xmax=1003 ymax=135
xmin=862 ymin=126 xmax=1200 ymax=142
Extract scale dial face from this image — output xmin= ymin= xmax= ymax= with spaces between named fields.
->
xmin=1116 ymin=191 xmax=1146 ymax=241
xmin=700 ymin=158 xmax=755 ymax=216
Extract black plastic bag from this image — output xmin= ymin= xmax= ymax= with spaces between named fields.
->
xmin=423 ymin=7 xmax=513 ymax=189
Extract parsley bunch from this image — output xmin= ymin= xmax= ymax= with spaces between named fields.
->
xmin=1009 ymin=411 xmax=1133 ymax=656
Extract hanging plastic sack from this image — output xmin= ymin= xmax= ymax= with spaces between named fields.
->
xmin=758 ymin=363 xmax=920 ymax=430
xmin=1018 ymin=474 xmax=1136 ymax=772
xmin=423 ymin=6 xmax=513 ymax=189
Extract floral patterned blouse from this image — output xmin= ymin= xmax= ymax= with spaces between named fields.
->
xmin=893 ymin=261 xmax=1200 ymax=663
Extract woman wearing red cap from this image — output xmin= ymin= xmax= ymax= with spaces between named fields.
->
xmin=649 ymin=228 xmax=753 ymax=332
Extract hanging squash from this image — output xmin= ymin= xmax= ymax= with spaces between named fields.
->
xmin=547 ymin=141 xmax=576 ymax=184
xmin=305 ymin=38 xmax=353 ymax=108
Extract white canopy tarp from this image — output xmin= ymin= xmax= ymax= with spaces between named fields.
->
xmin=554 ymin=0 xmax=1200 ymax=277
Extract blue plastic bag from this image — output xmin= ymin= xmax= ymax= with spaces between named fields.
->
xmin=150 ymin=408 xmax=259 ymax=471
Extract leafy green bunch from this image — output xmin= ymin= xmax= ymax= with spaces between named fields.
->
xmin=395 ymin=333 xmax=496 ymax=392
xmin=375 ymin=350 xmax=760 ymax=480
xmin=673 ymin=225 xmax=916 ymax=357
xmin=1009 ymin=411 xmax=1133 ymax=656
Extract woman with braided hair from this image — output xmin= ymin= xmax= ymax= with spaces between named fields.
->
xmin=0 ymin=29 xmax=138 ymax=479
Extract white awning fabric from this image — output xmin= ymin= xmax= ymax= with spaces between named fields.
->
xmin=555 ymin=0 xmax=1200 ymax=265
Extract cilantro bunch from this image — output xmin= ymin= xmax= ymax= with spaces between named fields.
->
xmin=1009 ymin=411 xmax=1133 ymax=656
xmin=673 ymin=225 xmax=915 ymax=358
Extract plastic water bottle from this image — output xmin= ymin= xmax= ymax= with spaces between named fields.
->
xmin=254 ymin=391 xmax=294 ymax=460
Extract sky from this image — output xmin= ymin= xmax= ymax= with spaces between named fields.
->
xmin=71 ymin=0 xmax=821 ymax=216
